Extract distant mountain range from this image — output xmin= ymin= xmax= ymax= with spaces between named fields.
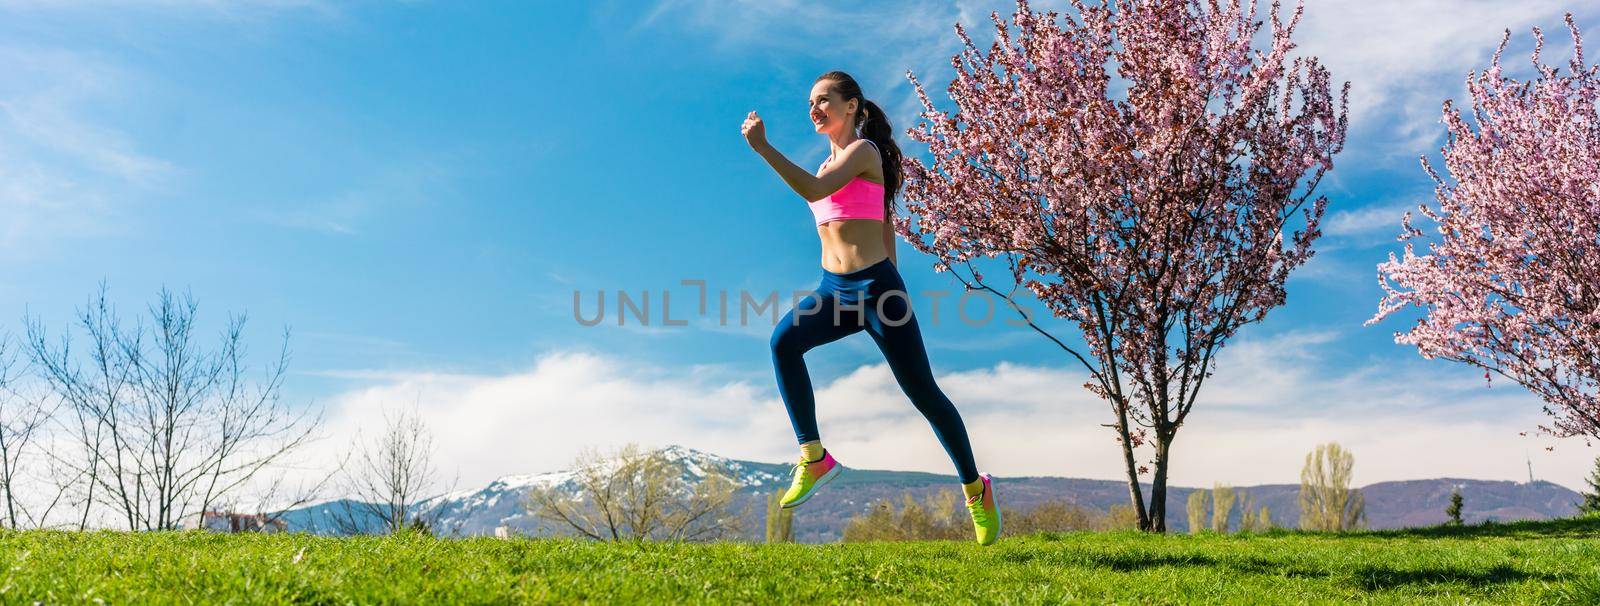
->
xmin=279 ymin=445 xmax=1587 ymax=542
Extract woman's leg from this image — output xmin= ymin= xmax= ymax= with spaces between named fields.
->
xmin=770 ymin=289 xmax=863 ymax=447
xmin=863 ymin=276 xmax=981 ymax=485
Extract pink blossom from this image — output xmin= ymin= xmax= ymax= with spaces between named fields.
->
xmin=902 ymin=0 xmax=1347 ymax=532
xmin=1370 ymin=14 xmax=1600 ymax=442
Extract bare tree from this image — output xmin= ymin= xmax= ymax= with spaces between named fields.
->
xmin=0 ymin=333 xmax=57 ymax=528
xmin=25 ymin=285 xmax=130 ymax=529
xmin=528 ymin=444 xmax=745 ymax=542
xmin=842 ymin=490 xmax=967 ymax=542
xmin=331 ymin=404 xmax=447 ymax=535
xmin=25 ymin=283 xmax=321 ymax=530
xmin=1003 ymin=500 xmax=1099 ymax=535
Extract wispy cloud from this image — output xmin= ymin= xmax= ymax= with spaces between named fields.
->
xmin=0 ymin=46 xmax=173 ymax=259
xmin=926 ymin=327 xmax=1040 ymax=352
xmin=1325 ymin=200 xmax=1415 ymax=241
xmin=296 ymin=368 xmax=484 ymax=383
xmin=0 ymin=0 xmax=359 ymax=258
xmin=1288 ymin=248 xmax=1375 ymax=290
xmin=0 ymin=101 xmax=171 ymax=185
xmin=1306 ymin=191 xmax=1450 ymax=287
xmin=255 ymin=155 xmax=461 ymax=236
xmin=1294 ymin=0 xmax=1597 ymax=161
xmin=295 ymin=330 xmax=415 ymax=355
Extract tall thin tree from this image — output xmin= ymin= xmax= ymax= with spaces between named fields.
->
xmin=1297 ymin=442 xmax=1364 ymax=531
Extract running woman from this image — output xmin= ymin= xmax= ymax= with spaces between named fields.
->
xmin=740 ymin=71 xmax=1000 ymax=546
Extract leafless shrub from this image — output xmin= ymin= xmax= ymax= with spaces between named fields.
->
xmin=528 ymin=444 xmax=745 ymax=542
xmin=24 ymin=284 xmax=320 ymax=530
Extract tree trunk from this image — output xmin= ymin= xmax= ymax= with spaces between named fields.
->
xmin=80 ymin=458 xmax=97 ymax=531
xmin=1149 ymin=431 xmax=1174 ymax=533
xmin=1111 ymin=399 xmax=1152 ymax=531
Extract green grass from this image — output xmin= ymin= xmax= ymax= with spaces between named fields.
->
xmin=2 ymin=517 xmax=1597 ymax=604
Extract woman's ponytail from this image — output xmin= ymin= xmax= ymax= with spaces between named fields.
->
xmin=856 ymin=98 xmax=904 ymax=221
xmin=815 ymin=71 xmax=903 ymax=222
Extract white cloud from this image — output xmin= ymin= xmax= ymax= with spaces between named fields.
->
xmin=1199 ymin=330 xmax=1341 ymax=409
xmin=1323 ymin=198 xmax=1424 ymax=240
xmin=302 ymin=350 xmax=795 ymax=490
xmin=1287 ymin=249 xmax=1371 ymax=289
xmin=0 ymin=46 xmax=173 ymax=259
xmin=301 ymin=339 xmax=1600 ymax=498
xmin=1294 ymin=0 xmax=1595 ymax=161
xmin=254 ymin=156 xmax=459 ymax=236
xmin=0 ymin=0 xmax=356 ymax=258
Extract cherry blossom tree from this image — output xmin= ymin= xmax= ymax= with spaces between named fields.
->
xmin=1370 ymin=15 xmax=1600 ymax=443
xmin=899 ymin=0 xmax=1347 ymax=532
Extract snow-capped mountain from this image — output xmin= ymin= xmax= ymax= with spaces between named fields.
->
xmin=425 ymin=445 xmax=792 ymax=536
xmin=280 ymin=446 xmax=794 ymax=538
xmin=277 ymin=445 xmax=1586 ymax=542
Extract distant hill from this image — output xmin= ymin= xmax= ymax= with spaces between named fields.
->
xmin=278 ymin=446 xmax=1585 ymax=542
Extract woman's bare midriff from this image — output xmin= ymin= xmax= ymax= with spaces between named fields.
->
xmin=818 ymin=219 xmax=889 ymax=274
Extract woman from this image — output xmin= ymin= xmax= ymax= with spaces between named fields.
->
xmin=741 ymin=71 xmax=1000 ymax=545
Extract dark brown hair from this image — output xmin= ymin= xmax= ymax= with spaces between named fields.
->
xmin=815 ymin=70 xmax=903 ymax=221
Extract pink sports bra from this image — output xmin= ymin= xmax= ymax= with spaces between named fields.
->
xmin=809 ymin=139 xmax=886 ymax=226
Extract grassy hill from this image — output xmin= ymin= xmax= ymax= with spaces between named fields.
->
xmin=4 ymin=516 xmax=1598 ymax=604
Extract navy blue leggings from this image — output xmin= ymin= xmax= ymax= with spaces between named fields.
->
xmin=769 ymin=257 xmax=979 ymax=484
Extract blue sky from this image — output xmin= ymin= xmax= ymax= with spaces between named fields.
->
xmin=3 ymin=0 xmax=1599 ymax=493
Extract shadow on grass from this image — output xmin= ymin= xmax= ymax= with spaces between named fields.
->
xmin=1068 ymin=551 xmax=1558 ymax=591
xmin=1353 ymin=515 xmax=1600 ymax=540
xmin=1004 ymin=517 xmax=1598 ymax=594
xmin=1348 ymin=562 xmax=1556 ymax=591
xmin=1001 ymin=550 xmax=1224 ymax=571
xmin=1073 ymin=552 xmax=1331 ymax=579
xmin=1090 ymin=552 xmax=1217 ymax=572
xmin=1019 ymin=515 xmax=1600 ymax=543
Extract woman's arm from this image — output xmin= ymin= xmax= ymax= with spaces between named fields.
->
xmin=752 ymin=139 xmax=877 ymax=201
xmin=743 ymin=110 xmax=877 ymax=202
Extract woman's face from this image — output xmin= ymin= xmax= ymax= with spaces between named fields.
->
xmin=809 ymin=81 xmax=856 ymax=135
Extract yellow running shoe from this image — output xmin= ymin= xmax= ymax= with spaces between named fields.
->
xmin=779 ymin=449 xmax=841 ymax=509
xmin=966 ymin=473 xmax=1002 ymax=545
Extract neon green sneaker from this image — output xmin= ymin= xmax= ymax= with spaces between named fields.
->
xmin=966 ymin=473 xmax=1002 ymax=545
xmin=779 ymin=449 xmax=841 ymax=509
